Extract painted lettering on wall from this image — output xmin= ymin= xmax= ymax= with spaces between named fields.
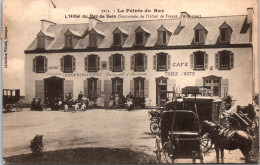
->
xmin=172 ymin=62 xmax=188 ymax=67
xmin=165 ymin=72 xmax=195 ymax=76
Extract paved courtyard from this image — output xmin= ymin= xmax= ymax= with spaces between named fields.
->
xmin=2 ymin=108 xmax=245 ymax=163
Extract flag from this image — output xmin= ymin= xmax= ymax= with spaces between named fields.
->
xmin=51 ymin=0 xmax=56 ymax=8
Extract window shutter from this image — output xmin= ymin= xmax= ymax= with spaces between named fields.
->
xmin=121 ymin=55 xmax=125 ymax=71
xmin=144 ymin=80 xmax=149 ymax=98
xmin=131 ymin=55 xmax=135 ymax=70
xmin=97 ymin=80 xmax=101 ymax=96
xmin=109 ymin=56 xmax=113 ymax=71
xmin=230 ymin=52 xmax=234 ymax=69
xmin=144 ymin=55 xmax=148 ymax=70
xmin=204 ymin=53 xmax=208 ymax=69
xmin=221 ymin=79 xmax=229 ymax=98
xmin=72 ymin=56 xmax=76 ymax=71
xmin=167 ymin=54 xmax=171 ymax=70
xmin=60 ymin=57 xmax=64 ymax=72
xmin=130 ymin=80 xmax=134 ymax=95
xmin=84 ymin=80 xmax=88 ymax=97
xmin=153 ymin=55 xmax=157 ymax=70
xmin=44 ymin=57 xmax=48 ymax=72
xmin=215 ymin=53 xmax=219 ymax=69
xmin=85 ymin=57 xmax=88 ymax=71
xmin=97 ymin=56 xmax=100 ymax=71
xmin=33 ymin=58 xmax=36 ymax=72
xmin=190 ymin=54 xmax=194 ymax=69
xmin=36 ymin=80 xmax=44 ymax=101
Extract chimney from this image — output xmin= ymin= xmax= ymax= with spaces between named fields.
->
xmin=247 ymin=8 xmax=254 ymax=24
xmin=89 ymin=17 xmax=102 ymax=30
xmin=180 ymin=12 xmax=190 ymax=18
xmin=40 ymin=20 xmax=56 ymax=31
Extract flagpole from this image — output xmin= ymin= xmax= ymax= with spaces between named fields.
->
xmin=49 ymin=0 xmax=50 ymax=20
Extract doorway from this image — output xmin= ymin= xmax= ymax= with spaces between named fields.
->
xmin=44 ymin=76 xmax=64 ymax=103
xmin=156 ymin=77 xmax=168 ymax=106
xmin=111 ymin=77 xmax=123 ymax=97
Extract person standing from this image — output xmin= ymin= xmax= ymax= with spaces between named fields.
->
xmin=78 ymin=91 xmax=83 ymax=101
xmin=115 ymin=92 xmax=119 ymax=106
xmin=109 ymin=94 xmax=114 ymax=108
xmin=31 ymin=98 xmax=37 ymax=110
xmin=36 ymin=99 xmax=43 ymax=111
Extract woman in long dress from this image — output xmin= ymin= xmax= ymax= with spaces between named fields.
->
xmin=109 ymin=94 xmax=114 ymax=108
xmin=115 ymin=92 xmax=120 ymax=106
xmin=96 ymin=92 xmax=105 ymax=108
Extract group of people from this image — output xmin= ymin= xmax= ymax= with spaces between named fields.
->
xmin=30 ymin=98 xmax=43 ymax=111
xmin=31 ymin=91 xmax=146 ymax=111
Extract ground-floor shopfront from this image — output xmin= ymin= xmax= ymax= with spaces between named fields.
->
xmin=29 ymin=72 xmax=252 ymax=107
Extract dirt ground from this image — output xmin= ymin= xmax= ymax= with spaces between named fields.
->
xmin=2 ymin=108 xmax=248 ymax=163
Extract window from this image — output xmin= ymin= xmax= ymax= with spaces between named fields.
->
xmin=88 ymin=78 xmax=97 ymax=98
xmin=131 ymin=53 xmax=147 ymax=71
xmin=219 ymin=22 xmax=232 ymax=43
xmin=195 ymin=29 xmax=204 ymax=43
xmin=109 ymin=54 xmax=125 ymax=72
xmin=65 ymin=35 xmax=73 ymax=48
xmin=37 ymin=36 xmax=45 ymax=49
xmin=136 ymin=32 xmax=143 ymax=45
xmin=85 ymin=55 xmax=100 ymax=72
xmin=112 ymin=77 xmax=123 ymax=97
xmin=216 ymin=50 xmax=234 ymax=70
xmin=158 ymin=31 xmax=167 ymax=44
xmin=190 ymin=51 xmax=208 ymax=70
xmin=220 ymin=28 xmax=230 ymax=42
xmin=89 ymin=34 xmax=97 ymax=47
xmin=154 ymin=53 xmax=170 ymax=71
xmin=60 ymin=55 xmax=75 ymax=73
xmin=134 ymin=78 xmax=144 ymax=97
xmin=113 ymin=33 xmax=121 ymax=46
xmin=33 ymin=56 xmax=47 ymax=73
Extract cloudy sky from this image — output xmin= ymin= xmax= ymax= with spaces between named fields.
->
xmin=2 ymin=0 xmax=258 ymax=95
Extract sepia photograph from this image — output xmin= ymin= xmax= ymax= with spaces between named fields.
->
xmin=1 ymin=0 xmax=259 ymax=163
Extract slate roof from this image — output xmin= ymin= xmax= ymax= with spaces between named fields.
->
xmin=26 ymin=15 xmax=250 ymax=51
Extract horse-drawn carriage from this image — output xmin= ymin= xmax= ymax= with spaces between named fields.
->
xmin=3 ymin=89 xmax=23 ymax=112
xmin=155 ymin=110 xmax=204 ymax=163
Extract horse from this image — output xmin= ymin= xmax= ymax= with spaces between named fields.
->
xmin=200 ymin=120 xmax=253 ymax=163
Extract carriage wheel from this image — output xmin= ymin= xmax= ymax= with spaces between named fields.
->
xmin=150 ymin=122 xmax=160 ymax=134
xmin=16 ymin=101 xmax=23 ymax=112
xmin=5 ymin=105 xmax=12 ymax=112
xmin=219 ymin=116 xmax=241 ymax=131
xmin=200 ymin=133 xmax=213 ymax=153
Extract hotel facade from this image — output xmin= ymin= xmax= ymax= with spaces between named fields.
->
xmin=25 ymin=8 xmax=255 ymax=107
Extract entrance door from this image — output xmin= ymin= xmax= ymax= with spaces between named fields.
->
xmin=156 ymin=77 xmax=167 ymax=106
xmin=44 ymin=76 xmax=64 ymax=103
xmin=112 ymin=77 xmax=123 ymax=97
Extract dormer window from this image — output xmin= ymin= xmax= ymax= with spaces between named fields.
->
xmin=219 ymin=22 xmax=232 ymax=43
xmin=90 ymin=34 xmax=97 ymax=47
xmin=135 ymin=26 xmax=150 ymax=46
xmin=64 ymin=29 xmax=81 ymax=49
xmin=36 ymin=31 xmax=54 ymax=49
xmin=65 ymin=34 xmax=73 ymax=48
xmin=157 ymin=25 xmax=172 ymax=45
xmin=136 ymin=32 xmax=144 ymax=45
xmin=194 ymin=23 xmax=207 ymax=44
xmin=89 ymin=28 xmax=105 ymax=48
xmin=113 ymin=33 xmax=121 ymax=46
xmin=112 ymin=27 xmax=129 ymax=47
xmin=37 ymin=36 xmax=45 ymax=49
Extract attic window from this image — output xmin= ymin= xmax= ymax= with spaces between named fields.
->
xmin=136 ymin=32 xmax=144 ymax=45
xmin=65 ymin=35 xmax=73 ymax=48
xmin=89 ymin=34 xmax=97 ymax=47
xmin=37 ymin=36 xmax=45 ymax=49
xmin=195 ymin=29 xmax=204 ymax=43
xmin=158 ymin=31 xmax=167 ymax=44
xmin=220 ymin=28 xmax=230 ymax=42
xmin=113 ymin=33 xmax=121 ymax=46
